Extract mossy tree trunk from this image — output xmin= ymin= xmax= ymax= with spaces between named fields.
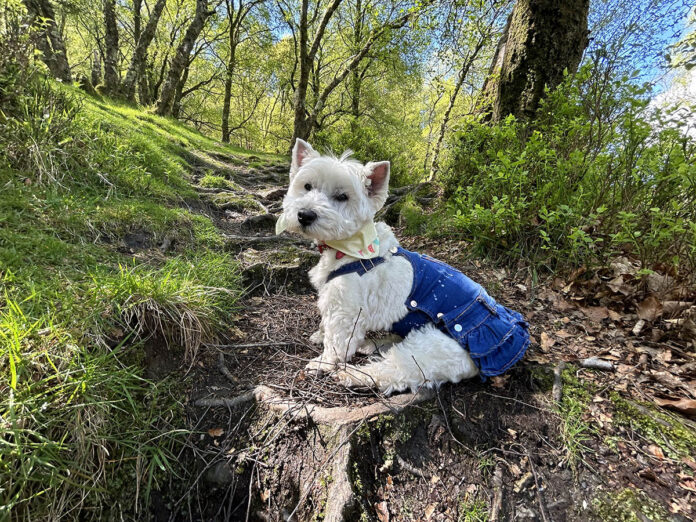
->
xmin=102 ymin=0 xmax=120 ymax=95
xmin=121 ymin=0 xmax=167 ymax=102
xmin=24 ymin=0 xmax=72 ymax=82
xmin=156 ymin=0 xmax=212 ymax=116
xmin=481 ymin=0 xmax=590 ymax=122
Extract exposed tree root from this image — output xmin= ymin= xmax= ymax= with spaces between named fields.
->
xmin=193 ymin=385 xmax=436 ymax=520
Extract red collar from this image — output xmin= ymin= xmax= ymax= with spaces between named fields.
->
xmin=317 ymin=242 xmax=346 ymax=259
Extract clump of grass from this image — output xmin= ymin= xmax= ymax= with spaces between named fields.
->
xmin=458 ymin=496 xmax=489 ymax=522
xmin=199 ymin=173 xmax=232 ymax=189
xmin=0 ymin=298 xmax=186 ymax=520
xmin=99 ymin=254 xmax=239 ymax=360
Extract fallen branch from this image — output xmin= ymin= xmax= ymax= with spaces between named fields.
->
xmin=579 ymin=357 xmax=614 ymax=371
xmin=218 ymin=352 xmax=237 ymax=385
xmin=194 ymin=390 xmax=256 ymax=409
xmin=489 ymin=464 xmax=504 ymax=522
xmin=396 ymin=454 xmax=427 ymax=479
xmin=527 ymin=450 xmax=550 ymax=522
xmin=552 ymin=362 xmax=566 ymax=403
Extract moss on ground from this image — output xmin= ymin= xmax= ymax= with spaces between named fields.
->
xmin=610 ymin=393 xmax=696 ymax=460
xmin=591 ymin=488 xmax=672 ymax=521
xmin=210 ymin=191 xmax=264 ymax=212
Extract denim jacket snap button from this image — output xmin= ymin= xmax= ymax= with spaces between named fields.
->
xmin=454 ymin=324 xmax=462 ymax=332
xmin=410 ymin=300 xmax=418 ymax=307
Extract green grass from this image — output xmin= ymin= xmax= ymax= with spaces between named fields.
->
xmin=0 ymin=83 xmax=262 ymax=520
xmin=556 ymin=367 xmax=594 ymax=470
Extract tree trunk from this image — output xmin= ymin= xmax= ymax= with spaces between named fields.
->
xmin=481 ymin=0 xmax=589 ymax=122
xmin=91 ymin=49 xmax=101 ymax=86
xmin=429 ymin=39 xmax=487 ymax=179
xmin=24 ymin=0 xmax=72 ymax=82
xmin=171 ymin=64 xmax=189 ymax=118
xmin=291 ymin=0 xmax=312 ymax=144
xmin=350 ymin=0 xmax=363 ymax=118
xmin=156 ymin=0 xmax=211 ymax=116
xmin=121 ymin=0 xmax=167 ymax=102
xmin=221 ymin=59 xmax=235 ymax=142
xmin=102 ymin=0 xmax=120 ymax=95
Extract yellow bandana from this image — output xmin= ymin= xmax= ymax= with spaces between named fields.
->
xmin=276 ymin=214 xmax=380 ymax=259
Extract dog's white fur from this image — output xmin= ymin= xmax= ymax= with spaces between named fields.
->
xmin=282 ymin=139 xmax=478 ymax=395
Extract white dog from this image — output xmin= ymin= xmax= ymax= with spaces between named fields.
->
xmin=276 ymin=139 xmax=530 ymax=395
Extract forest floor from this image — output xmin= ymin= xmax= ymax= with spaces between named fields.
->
xmin=150 ymin=146 xmax=696 ymax=521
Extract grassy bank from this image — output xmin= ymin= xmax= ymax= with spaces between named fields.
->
xmin=0 ymin=79 xmax=272 ymax=519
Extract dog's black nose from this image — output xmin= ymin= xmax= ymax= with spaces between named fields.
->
xmin=298 ymin=208 xmax=317 ymax=227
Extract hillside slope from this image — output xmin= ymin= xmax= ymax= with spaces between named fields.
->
xmin=0 ymin=86 xmax=292 ymax=520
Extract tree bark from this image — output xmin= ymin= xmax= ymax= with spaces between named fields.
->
xmin=122 ymin=0 xmax=167 ymax=102
xmin=102 ymin=0 xmax=120 ymax=94
xmin=91 ymin=49 xmax=102 ymax=86
xmin=481 ymin=0 xmax=590 ymax=122
xmin=156 ymin=0 xmax=212 ymax=116
xmin=290 ymin=0 xmax=344 ymax=144
xmin=24 ymin=0 xmax=72 ymax=82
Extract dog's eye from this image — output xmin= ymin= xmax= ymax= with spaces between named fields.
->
xmin=334 ymin=193 xmax=349 ymax=202
xmin=304 ymin=183 xmax=312 ymax=191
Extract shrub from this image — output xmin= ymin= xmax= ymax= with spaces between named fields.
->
xmin=443 ymin=66 xmax=696 ymax=278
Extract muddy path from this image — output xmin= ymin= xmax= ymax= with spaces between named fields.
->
xmin=147 ymin=151 xmax=696 ymax=522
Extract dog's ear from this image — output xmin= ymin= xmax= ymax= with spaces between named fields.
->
xmin=365 ymin=161 xmax=390 ymax=208
xmin=290 ymin=138 xmax=318 ymax=177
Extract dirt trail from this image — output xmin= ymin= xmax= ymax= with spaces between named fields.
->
xmin=149 ymin=153 xmax=696 ymax=522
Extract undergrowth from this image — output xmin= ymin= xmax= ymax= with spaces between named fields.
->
xmin=430 ymin=65 xmax=696 ymax=280
xmin=0 ymin=28 xmax=263 ymax=520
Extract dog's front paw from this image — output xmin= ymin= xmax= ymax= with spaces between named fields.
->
xmin=334 ymin=365 xmax=373 ymax=389
xmin=308 ymin=330 xmax=324 ymax=345
xmin=356 ymin=340 xmax=377 ymax=355
xmin=305 ymin=356 xmax=336 ymax=375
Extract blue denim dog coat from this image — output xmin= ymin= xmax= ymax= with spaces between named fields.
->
xmin=327 ymin=247 xmax=530 ymax=377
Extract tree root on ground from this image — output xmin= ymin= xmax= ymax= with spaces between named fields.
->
xmin=193 ymin=385 xmax=435 ymax=520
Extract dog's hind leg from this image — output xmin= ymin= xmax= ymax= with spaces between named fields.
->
xmin=335 ymin=324 xmax=479 ymax=395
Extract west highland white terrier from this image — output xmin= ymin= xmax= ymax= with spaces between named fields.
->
xmin=276 ymin=139 xmax=530 ymax=395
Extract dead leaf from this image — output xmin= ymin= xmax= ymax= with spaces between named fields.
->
xmin=208 ymin=428 xmax=224 ymax=437
xmin=430 ymin=475 xmax=441 ymax=485
xmin=654 ymin=397 xmax=696 ymax=418
xmin=637 ymin=296 xmax=663 ymax=322
xmin=490 ymin=375 xmax=510 ymax=389
xmin=663 ymin=301 xmax=693 ymax=315
xmin=581 ymin=306 xmax=609 ymax=323
xmin=260 ymin=489 xmax=270 ymax=502
xmin=375 ymin=501 xmax=389 ymax=522
xmin=682 ymin=457 xmax=696 ymax=471
xmin=647 ymin=444 xmax=665 ymax=460
xmin=424 ymin=503 xmax=437 ymax=519
xmin=607 ymin=309 xmax=623 ymax=322
xmin=679 ymin=478 xmax=696 ymax=493
xmin=540 ymin=332 xmax=556 ymax=351
xmin=607 ymin=275 xmax=634 ymax=296
xmin=611 ymin=257 xmax=636 ymax=277
xmin=555 ymin=329 xmax=573 ymax=338
xmin=646 ymin=272 xmax=675 ymax=296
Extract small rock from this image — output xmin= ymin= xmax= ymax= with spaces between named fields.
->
xmin=204 ymin=461 xmax=234 ymax=487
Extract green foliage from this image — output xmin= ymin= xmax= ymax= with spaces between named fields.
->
xmin=444 ymin=66 xmax=696 ymax=276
